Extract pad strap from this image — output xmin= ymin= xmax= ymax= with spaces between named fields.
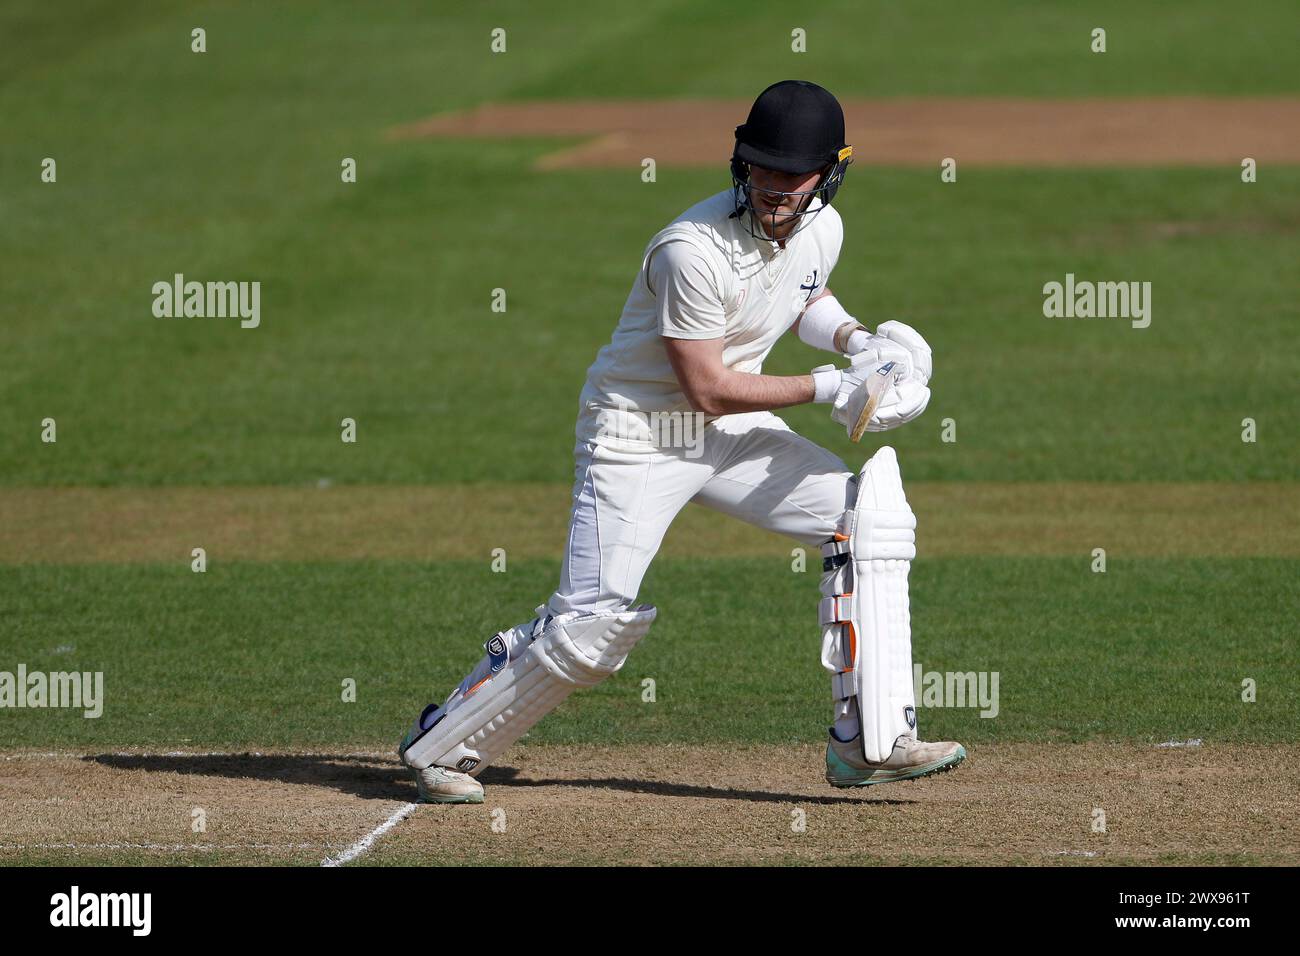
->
xmin=818 ymin=594 xmax=853 ymax=626
xmin=831 ymin=670 xmax=855 ymax=702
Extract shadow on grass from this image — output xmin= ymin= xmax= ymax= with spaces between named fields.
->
xmin=85 ymin=753 xmax=909 ymax=806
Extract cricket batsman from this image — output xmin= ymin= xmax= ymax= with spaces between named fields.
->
xmin=398 ymin=80 xmax=966 ymax=803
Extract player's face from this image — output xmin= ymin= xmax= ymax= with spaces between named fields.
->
xmin=746 ymin=164 xmax=825 ymax=240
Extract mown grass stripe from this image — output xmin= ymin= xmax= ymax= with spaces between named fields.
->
xmin=2 ymin=482 xmax=1296 ymax=563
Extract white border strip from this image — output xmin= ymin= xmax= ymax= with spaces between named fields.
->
xmin=2 ymin=750 xmax=393 ymax=761
xmin=1 ymin=842 xmax=322 ymax=852
xmin=321 ymin=802 xmax=419 ymax=867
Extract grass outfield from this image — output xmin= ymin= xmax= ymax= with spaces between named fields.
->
xmin=3 ymin=3 xmax=1299 ymax=485
xmin=6 ymin=162 xmax=1298 ymax=485
xmin=2 ymin=557 xmax=1294 ymax=749
xmin=5 ymin=0 xmax=1299 ymax=106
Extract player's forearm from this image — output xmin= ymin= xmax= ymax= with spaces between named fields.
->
xmin=697 ymin=368 xmax=816 ymax=415
xmin=793 ymin=291 xmax=870 ymax=354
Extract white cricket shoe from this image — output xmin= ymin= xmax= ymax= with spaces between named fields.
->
xmin=398 ymin=730 xmax=484 ymax=804
xmin=825 ymin=731 xmax=965 ymax=788
xmin=410 ymin=763 xmax=484 ymax=805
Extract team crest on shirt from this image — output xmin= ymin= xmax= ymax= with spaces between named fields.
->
xmin=800 ymin=269 xmax=821 ymax=301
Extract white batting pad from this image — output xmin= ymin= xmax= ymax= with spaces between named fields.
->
xmin=819 ymin=446 xmax=918 ymax=763
xmin=400 ymin=604 xmax=656 ymax=775
xmin=850 ymin=446 xmax=918 ymax=761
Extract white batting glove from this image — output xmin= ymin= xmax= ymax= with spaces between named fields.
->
xmin=845 ymin=320 xmax=933 ymax=386
xmin=814 ymin=354 xmax=930 ymax=438
xmin=813 ymin=355 xmax=927 ymax=439
xmin=841 ymin=332 xmax=913 ymax=381
xmin=865 ymin=377 xmax=930 ymax=432
xmin=811 ymin=352 xmax=894 ymax=406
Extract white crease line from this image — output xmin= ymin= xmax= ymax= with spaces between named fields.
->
xmin=1155 ymin=739 xmax=1203 ymax=748
xmin=322 ymin=802 xmax=419 ymax=867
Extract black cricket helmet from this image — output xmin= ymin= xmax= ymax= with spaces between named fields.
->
xmin=729 ymin=80 xmax=853 ymax=240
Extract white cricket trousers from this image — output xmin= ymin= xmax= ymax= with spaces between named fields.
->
xmin=548 ymin=410 xmax=856 ymax=615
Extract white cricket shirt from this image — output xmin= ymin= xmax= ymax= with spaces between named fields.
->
xmin=576 ymin=188 xmax=843 ymax=450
